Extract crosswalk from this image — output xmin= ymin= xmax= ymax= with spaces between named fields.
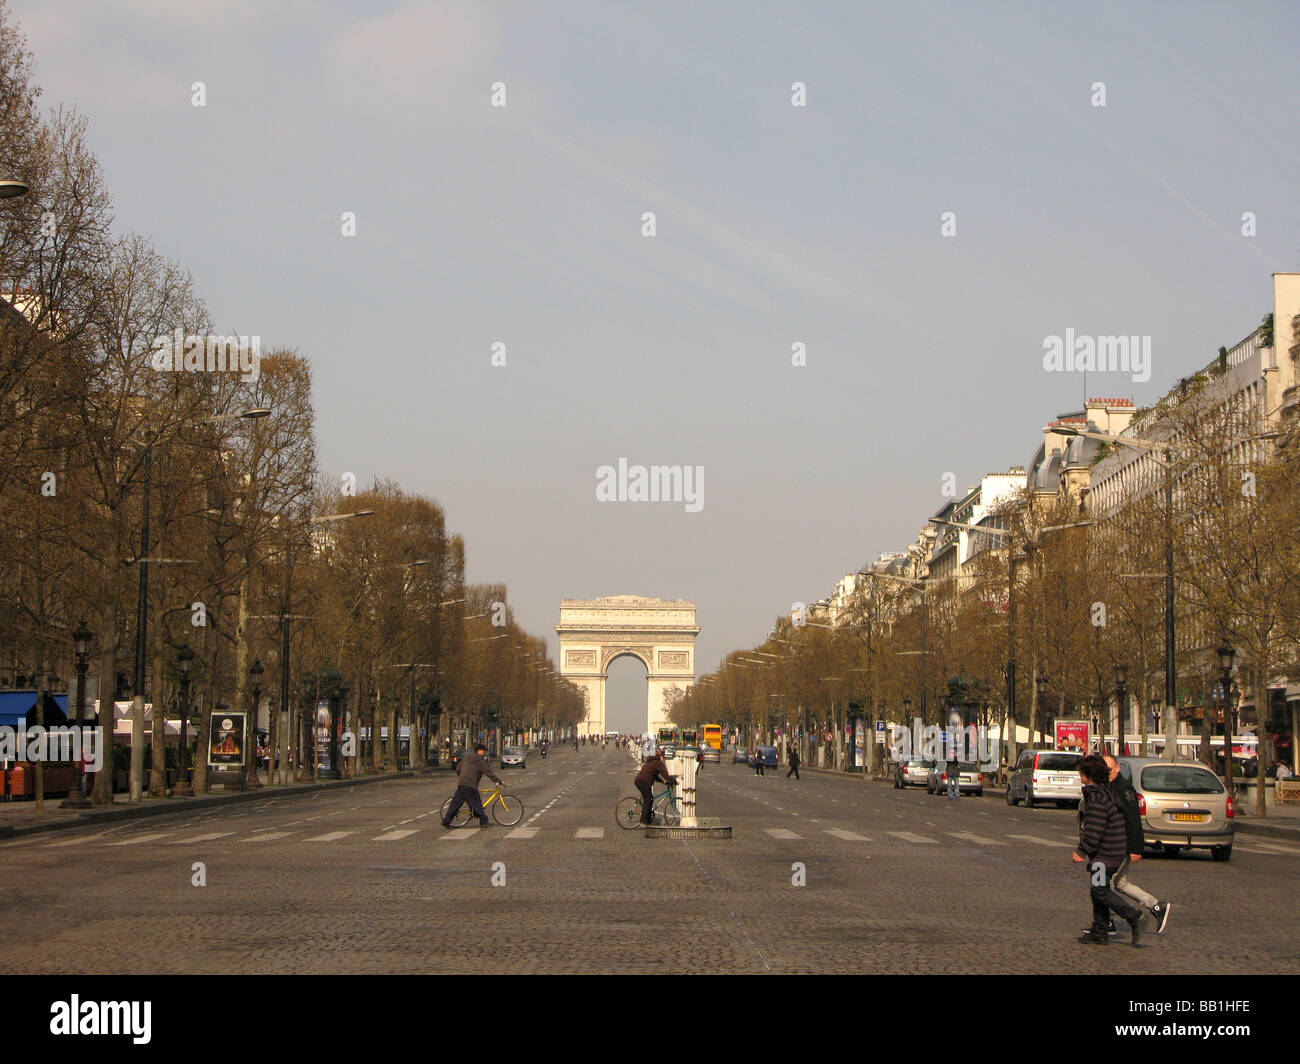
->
xmin=25 ymin=823 xmax=1300 ymax=856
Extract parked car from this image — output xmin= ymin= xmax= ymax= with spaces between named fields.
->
xmin=699 ymin=745 xmax=720 ymax=764
xmin=894 ymin=758 xmax=934 ymax=789
xmin=733 ymin=748 xmax=750 ymax=765
xmin=1115 ymin=756 xmax=1235 ymax=861
xmin=1006 ymin=749 xmax=1082 ymax=808
xmin=926 ymin=761 xmax=984 ymax=796
xmin=753 ymin=746 xmax=779 ymax=769
xmin=500 ymin=746 xmax=527 ymax=769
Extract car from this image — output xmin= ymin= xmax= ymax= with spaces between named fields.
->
xmin=500 ymin=746 xmax=527 ymax=768
xmin=1006 ymin=749 xmax=1082 ymax=808
xmin=926 ymin=761 xmax=984 ymax=796
xmin=1115 ymin=756 xmax=1235 ymax=861
xmin=894 ymin=758 xmax=934 ymax=788
xmin=733 ymin=748 xmax=750 ymax=765
xmin=699 ymin=745 xmax=720 ymax=764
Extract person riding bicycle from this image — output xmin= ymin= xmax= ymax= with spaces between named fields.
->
xmin=635 ymin=747 xmax=677 ymax=825
xmin=441 ymin=743 xmax=502 ymax=829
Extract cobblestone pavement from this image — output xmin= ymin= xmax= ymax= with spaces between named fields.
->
xmin=0 ymin=746 xmax=1295 ymax=974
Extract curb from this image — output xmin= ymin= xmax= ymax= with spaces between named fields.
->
xmin=0 ymin=768 xmax=435 ymax=839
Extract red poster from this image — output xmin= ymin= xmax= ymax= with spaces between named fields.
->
xmin=1055 ymin=720 xmax=1090 ymax=752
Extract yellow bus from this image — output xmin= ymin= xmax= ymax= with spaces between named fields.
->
xmin=701 ymin=724 xmax=722 ymax=752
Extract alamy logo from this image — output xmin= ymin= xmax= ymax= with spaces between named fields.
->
xmin=50 ymin=996 xmax=151 ymax=1044
xmin=0 ymin=725 xmax=104 ymax=771
xmin=150 ymin=327 xmax=260 ymax=381
xmin=595 ymin=458 xmax=703 ymax=513
xmin=1042 ymin=329 xmax=1150 ymax=383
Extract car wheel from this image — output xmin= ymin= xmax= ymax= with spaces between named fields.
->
xmin=1164 ymin=845 xmax=1182 ymax=857
xmin=1005 ymin=787 xmax=1017 ymax=806
xmin=1024 ymin=787 xmax=1036 ymax=809
xmin=975 ymin=790 xmax=983 ymax=798
xmin=1211 ymin=845 xmax=1232 ymax=862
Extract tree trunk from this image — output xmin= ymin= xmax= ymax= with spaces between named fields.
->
xmin=93 ymin=614 xmax=118 ymax=805
xmin=149 ymin=644 xmax=165 ymax=796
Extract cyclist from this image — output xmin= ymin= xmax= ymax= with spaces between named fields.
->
xmin=441 ymin=743 xmax=501 ymax=829
xmin=635 ymin=747 xmax=676 ymax=825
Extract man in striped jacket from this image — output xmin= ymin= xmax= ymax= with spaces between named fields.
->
xmin=1072 ymin=754 xmax=1145 ymax=946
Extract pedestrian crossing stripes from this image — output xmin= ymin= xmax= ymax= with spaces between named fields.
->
xmin=168 ymin=832 xmax=234 ymax=844
xmin=825 ymin=829 xmax=871 ymax=841
xmin=948 ymin=832 xmax=1005 ymax=846
xmin=506 ymin=827 xmax=538 ymax=839
xmin=1007 ymin=834 xmax=1073 ymax=848
xmin=887 ymin=831 xmax=937 ymax=844
xmin=575 ymin=827 xmax=604 ymax=839
xmin=372 ymin=830 xmax=417 ymax=841
xmin=242 ymin=832 xmax=292 ymax=843
xmin=105 ymin=832 xmax=171 ymax=846
xmin=764 ymin=828 xmax=802 ymax=839
xmin=305 ymin=831 xmax=353 ymax=842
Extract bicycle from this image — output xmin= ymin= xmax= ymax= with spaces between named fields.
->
xmin=440 ymin=784 xmax=525 ymax=827
xmin=615 ymin=784 xmax=680 ymax=829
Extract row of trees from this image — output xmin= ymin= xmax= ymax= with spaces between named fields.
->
xmin=0 ymin=4 xmax=584 ymax=804
xmin=674 ymin=347 xmax=1300 ymax=812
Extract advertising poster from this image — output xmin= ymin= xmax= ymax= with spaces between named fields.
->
xmin=1055 ymin=720 xmax=1090 ymax=752
xmin=315 ymin=701 xmax=333 ymax=772
xmin=208 ymin=711 xmax=247 ymax=767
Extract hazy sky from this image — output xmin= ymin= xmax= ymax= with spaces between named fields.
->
xmin=13 ymin=1 xmax=1297 ymax=728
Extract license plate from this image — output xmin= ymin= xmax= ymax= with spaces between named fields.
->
xmin=1169 ymin=813 xmax=1206 ymax=823
xmin=1051 ymin=777 xmax=1071 ymax=783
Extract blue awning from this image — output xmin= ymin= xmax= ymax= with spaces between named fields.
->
xmin=0 ymin=691 xmax=69 ymax=729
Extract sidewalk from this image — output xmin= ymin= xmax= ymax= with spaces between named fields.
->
xmin=0 ymin=766 xmax=438 ymax=840
xmin=773 ymin=765 xmax=1300 ymax=843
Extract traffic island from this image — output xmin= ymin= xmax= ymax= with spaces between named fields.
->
xmin=644 ymin=816 xmax=732 ymax=839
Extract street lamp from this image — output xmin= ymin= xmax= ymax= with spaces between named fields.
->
xmin=247 ymin=659 xmax=264 ymax=788
xmin=1035 ymin=673 xmax=1049 ymax=747
xmin=1113 ymin=664 xmax=1129 ymax=756
xmin=1216 ymin=643 xmax=1236 ymax=795
xmin=174 ymin=648 xmax=195 ymax=796
xmin=61 ymin=621 xmax=94 ymax=809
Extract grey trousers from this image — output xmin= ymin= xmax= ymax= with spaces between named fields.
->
xmin=1112 ymin=856 xmax=1158 ymax=911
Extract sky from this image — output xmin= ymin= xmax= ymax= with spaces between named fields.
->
xmin=11 ymin=0 xmax=1298 ymax=731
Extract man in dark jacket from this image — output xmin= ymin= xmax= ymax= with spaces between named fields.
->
xmin=787 ymin=746 xmax=801 ymax=780
xmin=441 ymin=743 xmax=502 ymax=828
xmin=636 ymin=749 xmax=676 ymax=825
xmin=1104 ymin=754 xmax=1171 ymax=933
xmin=1073 ymin=755 xmax=1145 ymax=946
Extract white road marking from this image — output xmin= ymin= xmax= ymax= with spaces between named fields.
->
xmin=168 ymin=832 xmax=234 ymax=844
xmin=575 ymin=827 xmax=604 ymax=839
xmin=305 ymin=831 xmax=353 ymax=842
xmin=106 ymin=833 xmax=172 ymax=846
xmin=826 ymin=829 xmax=872 ymax=841
xmin=43 ymin=832 xmax=114 ymax=847
xmin=372 ymin=830 xmax=417 ymax=841
xmin=887 ymin=831 xmax=937 ymax=844
xmin=506 ymin=827 xmax=538 ymax=839
xmin=949 ymin=832 xmax=1005 ymax=846
xmin=764 ymin=828 xmax=802 ymax=840
xmin=243 ymin=832 xmax=292 ymax=842
xmin=1008 ymin=834 xmax=1072 ymax=848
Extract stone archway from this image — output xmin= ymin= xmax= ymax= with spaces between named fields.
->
xmin=556 ymin=596 xmax=698 ymax=736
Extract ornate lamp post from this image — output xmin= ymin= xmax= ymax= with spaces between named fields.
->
xmin=61 ymin=621 xmax=94 ymax=809
xmin=247 ymin=659 xmax=264 ymax=788
xmin=1216 ymin=643 xmax=1236 ymax=796
xmin=174 ymin=647 xmax=194 ymax=796
xmin=1035 ymin=674 xmax=1049 ymax=747
xmin=1114 ymin=664 xmax=1129 ymax=757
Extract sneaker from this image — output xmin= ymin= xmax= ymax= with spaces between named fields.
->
xmin=440 ymin=820 xmax=452 ymax=829
xmin=1152 ymin=902 xmax=1172 ymax=934
xmin=1080 ymin=923 xmax=1119 ymax=936
xmin=478 ymin=822 xmax=493 ymax=829
xmin=1077 ymin=930 xmax=1109 ymax=945
xmin=1128 ymin=914 xmax=1145 ymax=947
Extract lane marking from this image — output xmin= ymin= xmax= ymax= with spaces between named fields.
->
xmin=43 ymin=832 xmax=114 ymax=848
xmin=575 ymin=827 xmax=604 ymax=839
xmin=825 ymin=829 xmax=871 ymax=841
xmin=372 ymin=830 xmax=417 ymax=841
xmin=243 ymin=832 xmax=292 ymax=842
xmin=168 ymin=832 xmax=234 ymax=844
xmin=887 ymin=831 xmax=937 ymax=844
xmin=106 ymin=833 xmax=172 ymax=846
xmin=305 ymin=831 xmax=353 ymax=842
xmin=949 ymin=832 xmax=1005 ymax=846
xmin=1008 ymin=834 xmax=1072 ymax=848
xmin=764 ymin=828 xmax=802 ymax=840
xmin=506 ymin=827 xmax=538 ymax=839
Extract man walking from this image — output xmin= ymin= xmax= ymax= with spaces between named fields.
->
xmin=945 ymin=749 xmax=961 ymax=801
xmin=1103 ymin=754 xmax=1171 ymax=933
xmin=441 ymin=743 xmax=501 ymax=829
xmin=1073 ymin=754 xmax=1145 ymax=946
xmin=787 ymin=745 xmax=801 ymax=780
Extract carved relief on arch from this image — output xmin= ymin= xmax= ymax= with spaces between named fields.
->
xmin=601 ymin=645 xmax=652 ymax=673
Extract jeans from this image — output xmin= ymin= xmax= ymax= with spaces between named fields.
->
xmin=1112 ymin=857 xmax=1158 ymax=912
xmin=947 ymin=776 xmax=960 ymax=799
xmin=636 ymin=780 xmax=655 ymax=824
xmin=1088 ymin=862 xmax=1142 ymax=931
xmin=444 ymin=785 xmax=489 ymax=826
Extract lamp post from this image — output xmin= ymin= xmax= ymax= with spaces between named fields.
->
xmin=1113 ymin=664 xmax=1129 ymax=757
xmin=247 ymin=659 xmax=264 ymax=788
xmin=1217 ymin=643 xmax=1236 ymax=796
xmin=61 ymin=621 xmax=94 ymax=809
xmin=1035 ymin=673 xmax=1048 ymax=747
xmin=174 ymin=647 xmax=194 ymax=796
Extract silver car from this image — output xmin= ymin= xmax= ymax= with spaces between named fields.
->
xmin=500 ymin=746 xmax=527 ymax=768
xmin=1006 ymin=749 xmax=1082 ymax=808
xmin=926 ymin=762 xmax=985 ymax=796
xmin=1116 ymin=757 xmax=1235 ymax=862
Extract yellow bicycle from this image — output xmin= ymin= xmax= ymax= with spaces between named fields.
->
xmin=440 ymin=785 xmax=524 ymax=827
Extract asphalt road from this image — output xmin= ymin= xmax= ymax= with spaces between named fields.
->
xmin=0 ymin=745 xmax=1294 ymax=974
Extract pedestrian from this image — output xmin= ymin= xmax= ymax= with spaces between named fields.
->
xmin=1073 ymin=754 xmax=1145 ymax=946
xmin=787 ymin=745 xmax=801 ymax=780
xmin=1097 ymin=753 xmax=1172 ymax=933
xmin=1276 ymin=760 xmax=1293 ymax=781
xmin=945 ymin=749 xmax=961 ymax=801
xmin=753 ymin=749 xmax=765 ymax=776
xmin=440 ymin=742 xmax=501 ymax=829
xmin=635 ymin=748 xmax=676 ymax=825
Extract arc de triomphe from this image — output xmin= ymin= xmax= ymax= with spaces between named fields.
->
xmin=556 ymin=596 xmax=698 ymax=736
